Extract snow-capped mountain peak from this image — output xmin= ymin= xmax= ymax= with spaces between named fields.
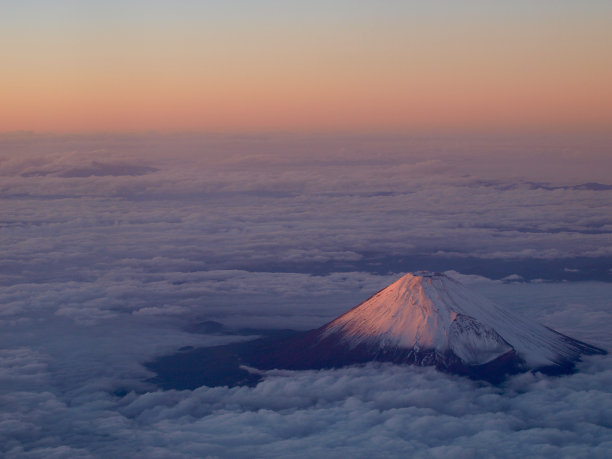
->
xmin=321 ymin=271 xmax=601 ymax=368
xmin=245 ymin=271 xmax=605 ymax=383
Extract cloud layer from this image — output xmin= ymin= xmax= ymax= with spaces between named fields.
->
xmin=2 ymin=350 xmax=611 ymax=458
xmin=1 ymin=133 xmax=611 ymax=457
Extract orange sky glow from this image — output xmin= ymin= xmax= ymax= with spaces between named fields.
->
xmin=1 ymin=2 xmax=611 ymax=133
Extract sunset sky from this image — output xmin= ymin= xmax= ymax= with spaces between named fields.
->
xmin=2 ymin=0 xmax=611 ymax=133
xmin=2 ymin=3 xmax=612 ymax=456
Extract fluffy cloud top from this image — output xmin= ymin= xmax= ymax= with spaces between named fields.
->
xmin=1 ymin=133 xmax=611 ymax=457
xmin=2 ymin=350 xmax=611 ymax=458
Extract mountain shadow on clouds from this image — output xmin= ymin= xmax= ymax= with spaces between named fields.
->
xmin=145 ymin=326 xmax=298 ymax=389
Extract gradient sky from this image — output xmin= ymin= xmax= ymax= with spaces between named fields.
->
xmin=2 ymin=0 xmax=611 ymax=132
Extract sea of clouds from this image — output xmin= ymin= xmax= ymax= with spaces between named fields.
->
xmin=1 ymin=132 xmax=611 ymax=457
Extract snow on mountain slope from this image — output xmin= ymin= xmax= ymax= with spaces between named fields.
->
xmin=242 ymin=271 xmax=606 ymax=382
xmin=320 ymin=272 xmax=604 ymax=368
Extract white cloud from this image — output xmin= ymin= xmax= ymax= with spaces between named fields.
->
xmin=2 ymin=133 xmax=611 ymax=273
xmin=1 ymin=279 xmax=611 ymax=457
xmin=1 ymin=133 xmax=612 ymax=456
xmin=2 ymin=354 xmax=611 ymax=458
